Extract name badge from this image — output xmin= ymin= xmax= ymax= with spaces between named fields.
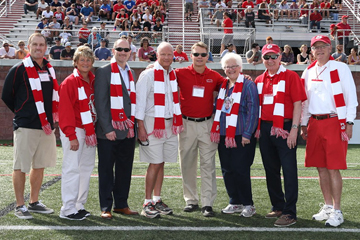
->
xmin=192 ymin=85 xmax=205 ymax=98
xmin=38 ymin=71 xmax=50 ymax=82
xmin=263 ymin=94 xmax=274 ymax=105
xmin=221 ymin=97 xmax=233 ymax=113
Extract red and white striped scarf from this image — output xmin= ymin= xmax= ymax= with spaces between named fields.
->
xmin=73 ymin=69 xmax=97 ymax=146
xmin=255 ymin=65 xmax=288 ymax=139
xmin=151 ymin=61 xmax=183 ymax=138
xmin=211 ymin=74 xmax=244 ymax=148
xmin=306 ymin=60 xmax=348 ymax=141
xmin=23 ymin=55 xmax=59 ymax=135
xmin=110 ymin=58 xmax=136 ymax=138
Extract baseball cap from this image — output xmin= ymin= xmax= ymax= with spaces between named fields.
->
xmin=262 ymin=44 xmax=281 ymax=55
xmin=310 ymin=35 xmax=331 ymax=47
xmin=55 ymin=37 xmax=61 ymax=41
xmin=330 ymin=24 xmax=335 ymax=29
xmin=65 ymin=42 xmax=72 ymax=47
xmin=341 ymin=15 xmax=349 ymax=19
xmin=227 ymin=43 xmax=233 ymax=47
xmin=100 ymin=38 xmax=106 ymax=42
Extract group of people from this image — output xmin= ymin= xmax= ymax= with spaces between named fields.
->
xmin=2 ymin=32 xmax=357 ymax=229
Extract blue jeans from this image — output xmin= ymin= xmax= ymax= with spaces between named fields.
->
xmin=23 ymin=4 xmax=37 ymax=14
xmin=310 ymin=20 xmax=320 ymax=30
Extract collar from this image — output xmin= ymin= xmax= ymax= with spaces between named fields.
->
xmin=265 ymin=64 xmax=287 ymax=77
xmin=189 ymin=64 xmax=210 ymax=76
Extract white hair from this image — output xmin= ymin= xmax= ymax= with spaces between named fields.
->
xmin=220 ymin=53 xmax=243 ymax=70
xmin=157 ymin=42 xmax=173 ymax=52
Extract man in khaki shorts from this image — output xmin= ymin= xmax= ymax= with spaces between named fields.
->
xmin=1 ymin=33 xmax=58 ymax=219
xmin=136 ymin=42 xmax=183 ymax=218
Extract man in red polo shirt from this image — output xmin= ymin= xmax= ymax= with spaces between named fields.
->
xmin=220 ymin=12 xmax=234 ymax=55
xmin=254 ymin=43 xmax=307 ymax=227
xmin=336 ymin=15 xmax=351 ymax=53
xmin=176 ymin=42 xmax=225 ymax=217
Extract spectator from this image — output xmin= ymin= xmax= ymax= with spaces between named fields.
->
xmin=335 ymin=0 xmax=342 ymax=10
xmin=159 ymin=1 xmax=167 ymax=18
xmin=88 ymin=27 xmax=101 ymax=50
xmin=320 ymin=0 xmax=330 ymax=18
xmin=114 ymin=9 xmax=129 ymax=31
xmin=66 ymin=4 xmax=79 ymax=25
xmin=98 ymin=0 xmax=111 ymax=21
xmin=297 ymin=44 xmax=309 ymax=64
xmin=173 ymin=44 xmax=189 ymax=63
xmin=309 ymin=8 xmax=322 ymax=32
xmin=246 ymin=43 xmax=262 ymax=65
xmin=112 ymin=1 xmax=125 ymax=21
xmin=0 ymin=42 xmax=16 ymax=59
xmin=59 ymin=29 xmax=72 ymax=45
xmin=49 ymin=37 xmax=65 ymax=59
xmin=279 ymin=0 xmax=290 ymax=19
xmin=329 ymin=23 xmax=337 ymax=40
xmin=36 ymin=18 xmax=49 ymax=32
xmin=220 ymin=12 xmax=233 ymax=55
xmin=216 ymin=0 xmax=227 ymax=8
xmin=42 ymin=5 xmax=54 ymax=20
xmin=220 ymin=43 xmax=236 ymax=58
xmin=299 ymin=4 xmax=309 ymax=24
xmin=119 ymin=21 xmax=130 ymax=37
xmin=131 ymin=20 xmax=142 ymax=41
xmin=130 ymin=10 xmax=142 ymax=25
xmin=138 ymin=37 xmax=154 ymax=62
xmin=152 ymin=18 xmax=163 ymax=42
xmin=41 ymin=26 xmax=53 ymax=44
xmin=211 ymin=6 xmax=223 ymax=29
xmin=329 ymin=0 xmax=339 ymax=20
xmin=36 ymin=0 xmax=48 ymax=20
xmin=124 ymin=0 xmax=137 ymax=15
xmin=142 ymin=9 xmax=153 ymax=31
xmin=24 ymin=0 xmax=38 ymax=15
xmin=54 ymin=6 xmax=65 ymax=25
xmin=184 ymin=0 xmax=194 ymax=21
xmin=140 ymin=26 xmax=152 ymax=40
xmin=347 ymin=48 xmax=360 ymax=65
xmin=50 ymin=0 xmax=62 ymax=12
xmin=99 ymin=22 xmax=110 ymax=48
xmin=124 ymin=35 xmax=137 ymax=61
xmin=266 ymin=36 xmax=274 ymax=44
xmin=62 ymin=0 xmax=72 ymax=14
xmin=61 ymin=42 xmax=75 ymax=60
xmin=336 ymin=15 xmax=351 ymax=52
xmin=94 ymin=39 xmax=112 ymax=60
xmin=310 ymin=0 xmax=320 ymax=9
xmin=289 ymin=0 xmax=299 ymax=19
xmin=15 ymin=41 xmax=29 ymax=60
xmin=80 ymin=0 xmax=94 ymax=24
xmin=90 ymin=0 xmax=101 ymax=16
xmin=244 ymin=6 xmax=255 ymax=28
xmin=281 ymin=44 xmax=294 ymax=65
xmin=268 ymin=0 xmax=279 ymax=20
xmin=48 ymin=17 xmax=61 ymax=38
xmin=207 ymin=51 xmax=214 ymax=62
xmin=197 ymin=0 xmax=210 ymax=21
xmin=61 ymin=16 xmax=73 ymax=34
xmin=258 ymin=2 xmax=273 ymax=25
xmin=79 ymin=22 xmax=91 ymax=44
xmin=153 ymin=10 xmax=165 ymax=23
xmin=332 ymin=44 xmax=347 ymax=63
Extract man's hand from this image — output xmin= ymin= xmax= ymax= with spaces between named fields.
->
xmin=105 ymin=131 xmax=116 ymax=141
xmin=70 ymin=139 xmax=79 ymax=151
xmin=241 ymin=137 xmax=250 ymax=147
xmin=346 ymin=124 xmax=353 ymax=139
xmin=137 ymin=125 xmax=148 ymax=142
xmin=287 ymin=128 xmax=298 ymax=149
xmin=300 ymin=126 xmax=307 ymax=140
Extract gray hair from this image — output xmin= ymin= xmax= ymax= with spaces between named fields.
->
xmin=220 ymin=53 xmax=243 ymax=71
xmin=157 ymin=42 xmax=173 ymax=52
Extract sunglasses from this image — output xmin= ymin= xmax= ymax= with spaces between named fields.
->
xmin=263 ymin=54 xmax=279 ymax=60
xmin=115 ymin=47 xmax=131 ymax=52
xmin=192 ymin=52 xmax=208 ymax=57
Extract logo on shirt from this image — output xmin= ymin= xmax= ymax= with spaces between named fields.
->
xmin=267 ymin=44 xmax=273 ymax=49
xmin=206 ymin=79 xmax=213 ymax=83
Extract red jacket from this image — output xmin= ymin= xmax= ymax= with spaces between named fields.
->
xmin=310 ymin=12 xmax=322 ymax=21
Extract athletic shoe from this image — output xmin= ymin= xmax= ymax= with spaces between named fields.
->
xmin=312 ymin=203 xmax=333 ymax=221
xmin=325 ymin=209 xmax=344 ymax=227
xmin=265 ymin=210 xmax=282 ymax=218
xmin=221 ymin=204 xmax=243 ymax=214
xmin=154 ymin=200 xmax=173 ymax=215
xmin=183 ymin=204 xmax=199 ymax=212
xmin=141 ymin=202 xmax=161 ymax=219
xmin=201 ymin=206 xmax=215 ymax=217
xmin=59 ymin=212 xmax=86 ymax=220
xmin=78 ymin=209 xmax=91 ymax=217
xmin=14 ymin=205 xmax=33 ymax=220
xmin=274 ymin=214 xmax=297 ymax=227
xmin=28 ymin=201 xmax=54 ymax=214
xmin=240 ymin=205 xmax=256 ymax=218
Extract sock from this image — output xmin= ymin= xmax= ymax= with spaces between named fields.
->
xmin=144 ymin=199 xmax=153 ymax=205
xmin=153 ymin=196 xmax=161 ymax=203
xmin=325 ymin=204 xmax=334 ymax=209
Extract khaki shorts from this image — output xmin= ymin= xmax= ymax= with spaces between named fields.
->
xmin=139 ymin=115 xmax=178 ymax=164
xmin=221 ymin=34 xmax=234 ymax=45
xmin=185 ymin=2 xmax=193 ymax=13
xmin=13 ymin=128 xmax=57 ymax=173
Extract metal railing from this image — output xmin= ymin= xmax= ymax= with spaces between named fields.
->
xmin=0 ymin=0 xmax=17 ymax=18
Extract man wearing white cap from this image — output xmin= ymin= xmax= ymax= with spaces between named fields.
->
xmin=254 ymin=43 xmax=307 ymax=227
xmin=61 ymin=42 xmax=75 ymax=60
xmin=300 ymin=35 xmax=358 ymax=227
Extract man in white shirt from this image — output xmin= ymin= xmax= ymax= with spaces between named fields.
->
xmin=0 ymin=42 xmax=16 ymax=59
xmin=301 ymin=35 xmax=358 ymax=227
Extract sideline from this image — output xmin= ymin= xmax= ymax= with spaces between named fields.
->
xmin=0 ymin=226 xmax=360 ymax=233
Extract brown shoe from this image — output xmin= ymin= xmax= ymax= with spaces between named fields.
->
xmin=265 ymin=210 xmax=282 ymax=218
xmin=101 ymin=211 xmax=112 ymax=220
xmin=274 ymin=214 xmax=297 ymax=227
xmin=113 ymin=207 xmax=139 ymax=215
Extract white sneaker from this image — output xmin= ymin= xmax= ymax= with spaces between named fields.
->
xmin=312 ymin=203 xmax=333 ymax=221
xmin=221 ymin=204 xmax=243 ymax=214
xmin=240 ymin=205 xmax=256 ymax=217
xmin=325 ymin=209 xmax=344 ymax=227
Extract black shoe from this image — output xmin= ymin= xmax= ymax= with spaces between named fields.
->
xmin=201 ymin=206 xmax=215 ymax=217
xmin=59 ymin=212 xmax=86 ymax=220
xmin=78 ymin=209 xmax=91 ymax=217
xmin=183 ymin=204 xmax=199 ymax=212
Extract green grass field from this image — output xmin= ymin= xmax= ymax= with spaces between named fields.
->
xmin=1 ymin=143 xmax=360 ymax=239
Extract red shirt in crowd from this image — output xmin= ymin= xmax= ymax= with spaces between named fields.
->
xmin=223 ymin=17 xmax=233 ymax=34
xmin=79 ymin=27 xmax=91 ymax=39
xmin=310 ymin=12 xmax=322 ymax=21
xmin=173 ymin=51 xmax=189 ymax=62
xmin=113 ymin=3 xmax=125 ymax=13
xmin=336 ymin=22 xmax=351 ymax=37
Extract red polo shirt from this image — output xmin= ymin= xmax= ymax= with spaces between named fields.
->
xmin=223 ymin=17 xmax=233 ymax=34
xmin=336 ymin=22 xmax=351 ymax=37
xmin=255 ymin=69 xmax=307 ymax=121
xmin=176 ymin=65 xmax=225 ymax=118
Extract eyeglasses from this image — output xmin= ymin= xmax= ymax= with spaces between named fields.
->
xmin=224 ymin=65 xmax=239 ymax=70
xmin=192 ymin=52 xmax=208 ymax=57
xmin=311 ymin=44 xmax=330 ymax=51
xmin=115 ymin=47 xmax=131 ymax=52
xmin=263 ymin=54 xmax=280 ymax=60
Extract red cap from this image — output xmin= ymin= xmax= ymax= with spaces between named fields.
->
xmin=341 ymin=15 xmax=349 ymax=19
xmin=262 ymin=44 xmax=281 ymax=55
xmin=310 ymin=35 xmax=331 ymax=47
xmin=330 ymin=24 xmax=335 ymax=28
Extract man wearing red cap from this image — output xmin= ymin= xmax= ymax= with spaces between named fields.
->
xmin=300 ymin=35 xmax=358 ymax=227
xmin=254 ymin=43 xmax=307 ymax=227
xmin=336 ymin=15 xmax=351 ymax=53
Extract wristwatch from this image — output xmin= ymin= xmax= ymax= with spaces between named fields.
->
xmin=291 ymin=124 xmax=298 ymax=129
xmin=346 ymin=121 xmax=354 ymax=125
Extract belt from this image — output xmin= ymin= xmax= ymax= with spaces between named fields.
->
xmin=311 ymin=114 xmax=337 ymax=120
xmin=165 ymin=118 xmax=172 ymax=120
xmin=262 ymin=119 xmax=292 ymax=124
xmin=182 ymin=115 xmax=212 ymax=122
